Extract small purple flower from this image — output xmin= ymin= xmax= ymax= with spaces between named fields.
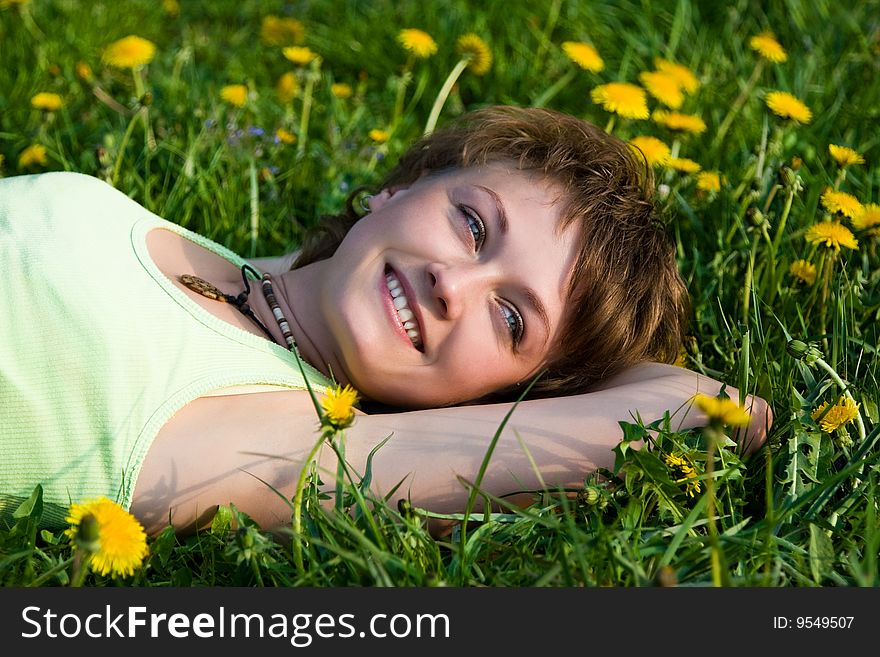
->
xmin=204 ymin=118 xmax=216 ymax=128
xmin=248 ymin=126 xmax=265 ymax=137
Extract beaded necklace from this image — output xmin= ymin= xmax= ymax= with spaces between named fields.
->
xmin=178 ymin=263 xmax=296 ymax=351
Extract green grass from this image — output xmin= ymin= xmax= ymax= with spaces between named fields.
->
xmin=1 ymin=0 xmax=878 ymax=587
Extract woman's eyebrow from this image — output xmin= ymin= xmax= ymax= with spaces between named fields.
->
xmin=475 ymin=184 xmax=551 ymax=346
xmin=475 ymin=185 xmax=508 ymax=235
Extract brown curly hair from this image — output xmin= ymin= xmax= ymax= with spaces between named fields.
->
xmin=291 ymin=106 xmax=690 ymax=400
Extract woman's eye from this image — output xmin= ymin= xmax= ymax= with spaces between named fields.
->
xmin=499 ymin=302 xmax=524 ymax=346
xmin=459 ymin=205 xmax=486 ymax=252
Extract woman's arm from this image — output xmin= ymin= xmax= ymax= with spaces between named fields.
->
xmin=131 ymin=362 xmax=771 ymax=535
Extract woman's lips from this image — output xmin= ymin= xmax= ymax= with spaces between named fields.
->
xmin=381 ymin=265 xmax=424 ymax=351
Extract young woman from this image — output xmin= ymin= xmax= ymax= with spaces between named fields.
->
xmin=0 ymin=106 xmax=771 ymax=536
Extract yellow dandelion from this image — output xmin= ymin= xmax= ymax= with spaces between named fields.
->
xmin=663 ymin=453 xmax=701 ymax=497
xmin=275 ymin=128 xmax=296 ymax=145
xmin=331 ymin=82 xmax=353 ymax=99
xmin=828 ymin=144 xmax=864 ymax=168
xmin=369 ymin=129 xmax=390 ymax=144
xmin=812 ymin=397 xmax=860 ymax=433
xmin=805 ymin=221 xmax=859 ymax=251
xmin=102 ymin=35 xmax=157 ymax=69
xmin=629 ymin=135 xmax=671 ymax=167
xmin=749 ymin=31 xmax=787 ymax=63
xmin=220 ymin=84 xmax=248 ymax=108
xmin=65 ymin=497 xmax=148 ymax=578
xmin=320 ymin=384 xmax=359 ymax=431
xmin=851 ymin=203 xmax=880 ymax=233
xmin=821 ymin=188 xmax=863 ymax=219
xmin=651 ymin=109 xmax=706 ymax=134
xmin=1 ymin=0 xmax=32 ymax=6
xmin=162 ymin=0 xmax=179 ymax=17
xmin=260 ymin=15 xmax=305 ymax=46
xmin=276 ymin=72 xmax=298 ymax=104
xmin=653 ymin=57 xmax=700 ymax=94
xmin=696 ymin=171 xmax=721 ymax=192
xmin=398 ymin=28 xmax=438 ymax=59
xmin=789 ymin=259 xmax=817 ymax=285
xmin=638 ymin=70 xmax=684 ymax=109
xmin=693 ymin=393 xmax=751 ymax=427
xmin=456 ymin=33 xmax=493 ymax=75
xmin=666 ymin=157 xmax=701 ymax=174
xmin=30 ymin=92 xmax=63 ymax=111
xmin=18 ymin=143 xmax=48 ymax=168
xmin=591 ymin=82 xmax=649 ymax=120
xmin=561 ymin=41 xmax=604 ymax=73
xmin=765 ymin=91 xmax=812 ymax=124
xmin=283 ymin=46 xmax=318 ymax=66
xmin=75 ymin=61 xmax=93 ymax=83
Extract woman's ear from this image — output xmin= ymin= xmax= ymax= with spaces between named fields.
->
xmin=368 ymin=185 xmax=409 ymax=212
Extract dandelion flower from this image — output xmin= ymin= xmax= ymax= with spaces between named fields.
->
xmin=102 ymin=35 xmax=157 ymax=69
xmin=812 ymin=397 xmax=860 ymax=433
xmin=162 ymin=0 xmax=179 ymax=16
xmin=18 ymin=144 xmax=47 ymax=168
xmin=789 ymin=259 xmax=817 ymax=285
xmin=696 ymin=171 xmax=721 ymax=192
xmin=75 ymin=61 xmax=93 ymax=83
xmin=653 ymin=57 xmax=700 ymax=94
xmin=220 ymin=84 xmax=248 ymax=108
xmin=369 ymin=129 xmax=390 ymax=143
xmin=260 ymin=15 xmax=305 ymax=46
xmin=65 ymin=497 xmax=148 ymax=578
xmin=821 ymin=188 xmax=863 ymax=219
xmin=639 ymin=70 xmax=684 ymax=109
xmin=693 ymin=393 xmax=751 ymax=427
xmin=30 ymin=92 xmax=63 ymax=111
xmin=331 ymin=82 xmax=353 ymax=99
xmin=663 ymin=453 xmax=701 ymax=497
xmin=398 ymin=28 xmax=438 ymax=59
xmin=666 ymin=157 xmax=701 ymax=174
xmin=828 ymin=144 xmax=864 ymax=168
xmin=275 ymin=128 xmax=296 ymax=145
xmin=276 ymin=72 xmax=298 ymax=103
xmin=749 ymin=31 xmax=787 ymax=63
xmin=765 ymin=91 xmax=812 ymax=124
xmin=629 ymin=135 xmax=671 ymax=167
xmin=283 ymin=46 xmax=318 ymax=66
xmin=851 ymin=203 xmax=880 ymax=234
xmin=805 ymin=221 xmax=858 ymax=251
xmin=456 ymin=33 xmax=493 ymax=75
xmin=591 ymin=82 xmax=649 ymax=119
xmin=320 ymin=384 xmax=359 ymax=431
xmin=651 ymin=109 xmax=706 ymax=134
xmin=561 ymin=41 xmax=604 ymax=73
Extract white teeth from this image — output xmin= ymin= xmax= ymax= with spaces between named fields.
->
xmin=386 ymin=270 xmax=422 ymax=348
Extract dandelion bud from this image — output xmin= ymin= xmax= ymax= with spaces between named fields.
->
xmin=578 ymin=486 xmax=601 ymax=506
xmin=779 ymin=165 xmax=803 ymax=193
xmin=654 ymin=565 xmax=678 ymax=587
xmin=789 ymin=155 xmax=803 ymax=171
xmin=786 ymin=339 xmax=823 ymax=365
xmin=139 ymin=91 xmax=153 ymax=107
xmin=74 ymin=513 xmax=101 ymax=554
xmin=834 ymin=426 xmax=853 ymax=450
xmin=746 ymin=207 xmax=764 ymax=227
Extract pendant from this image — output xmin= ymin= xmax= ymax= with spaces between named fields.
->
xmin=178 ymin=274 xmax=228 ymax=302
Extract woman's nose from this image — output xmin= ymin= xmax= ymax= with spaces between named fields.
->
xmin=427 ymin=262 xmax=483 ymax=319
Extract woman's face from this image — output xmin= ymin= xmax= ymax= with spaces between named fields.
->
xmin=305 ymin=164 xmax=580 ymax=408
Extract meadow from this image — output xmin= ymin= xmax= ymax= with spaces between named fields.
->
xmin=1 ymin=0 xmax=878 ymax=587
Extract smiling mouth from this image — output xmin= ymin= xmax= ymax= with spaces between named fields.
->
xmin=384 ymin=266 xmax=424 ymax=351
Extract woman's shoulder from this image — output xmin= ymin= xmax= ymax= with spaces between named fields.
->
xmin=0 ymin=171 xmax=138 ymax=213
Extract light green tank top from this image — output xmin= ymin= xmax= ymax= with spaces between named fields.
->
xmin=0 ymin=172 xmax=331 ymax=529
